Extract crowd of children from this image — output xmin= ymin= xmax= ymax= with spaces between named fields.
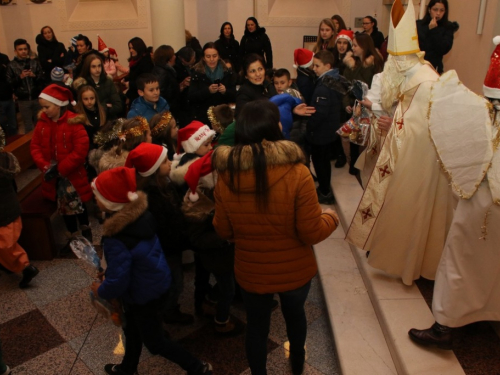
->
xmin=0 ymin=12 xmax=395 ymax=375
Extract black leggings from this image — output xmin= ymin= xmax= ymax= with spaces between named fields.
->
xmin=62 ymin=203 xmax=89 ymax=234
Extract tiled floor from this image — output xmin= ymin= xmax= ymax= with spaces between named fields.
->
xmin=0 ymin=207 xmax=340 ymax=375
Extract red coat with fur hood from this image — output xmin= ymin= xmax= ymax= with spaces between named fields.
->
xmin=31 ymin=110 xmax=92 ymax=202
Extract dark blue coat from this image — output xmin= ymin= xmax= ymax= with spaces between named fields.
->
xmin=127 ymin=96 xmax=169 ymax=121
xmin=98 ymin=195 xmax=171 ymax=305
xmin=270 ymin=93 xmax=302 ymax=140
xmin=306 ymin=69 xmax=342 ymax=145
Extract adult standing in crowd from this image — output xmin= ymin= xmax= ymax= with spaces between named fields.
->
xmin=331 ymin=15 xmax=348 ymax=33
xmin=417 ymin=0 xmax=459 ymax=74
xmin=6 ymin=39 xmax=44 ymax=133
xmin=212 ymin=100 xmax=338 ymax=375
xmin=75 ymin=53 xmax=123 ymax=120
xmin=312 ymin=19 xmax=337 ymax=54
xmin=152 ymin=45 xmax=181 ymax=119
xmin=214 ymin=22 xmax=241 ymax=74
xmin=0 ymin=49 xmax=16 ymax=136
xmin=173 ymin=47 xmax=196 ymax=127
xmin=36 ymin=26 xmax=67 ymax=82
xmin=72 ymin=34 xmax=99 ymax=79
xmin=361 ymin=16 xmax=384 ymax=50
xmin=240 ymin=17 xmax=273 ymax=69
xmin=189 ymin=42 xmax=236 ymax=125
xmin=125 ymin=37 xmax=154 ymax=104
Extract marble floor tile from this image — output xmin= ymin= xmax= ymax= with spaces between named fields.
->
xmin=1 ymin=309 xmax=65 ymax=368
xmin=23 ymin=261 xmax=94 ymax=308
xmin=39 ymin=287 xmax=108 ymax=341
xmin=11 ymin=343 xmax=78 ymax=375
xmin=0 ymin=279 xmax=36 ymax=324
xmin=69 ymin=320 xmax=129 ymax=374
xmin=305 ymin=313 xmax=341 ymax=375
xmin=69 ymin=358 xmax=95 ymax=375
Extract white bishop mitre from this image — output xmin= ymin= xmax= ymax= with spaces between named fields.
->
xmin=387 ymin=0 xmax=420 ymax=56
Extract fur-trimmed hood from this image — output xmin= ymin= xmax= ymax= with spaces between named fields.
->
xmin=37 ymin=110 xmax=86 ymax=125
xmin=0 ymin=151 xmax=20 ymax=178
xmin=170 ymin=155 xmax=199 ymax=186
xmin=102 ymin=191 xmax=148 ymax=236
xmin=213 ymin=140 xmax=305 ymax=173
xmin=343 ymin=51 xmax=375 ymax=69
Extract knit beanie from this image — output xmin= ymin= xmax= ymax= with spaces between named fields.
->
xmin=51 ymin=67 xmax=65 ymax=82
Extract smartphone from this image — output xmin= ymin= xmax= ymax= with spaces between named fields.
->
xmin=214 ymin=79 xmax=221 ymax=85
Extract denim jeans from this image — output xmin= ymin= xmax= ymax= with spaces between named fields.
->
xmin=0 ymin=100 xmax=17 ymax=136
xmin=241 ymin=280 xmax=312 ymax=375
xmin=120 ymin=296 xmax=202 ymax=374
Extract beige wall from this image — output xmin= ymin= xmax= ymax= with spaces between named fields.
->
xmin=0 ymin=0 xmax=497 ymax=92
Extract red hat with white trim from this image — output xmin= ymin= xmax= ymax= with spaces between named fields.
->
xmin=125 ymin=143 xmax=168 ymax=177
xmin=176 ymin=121 xmax=215 ymax=156
xmin=91 ymin=167 xmax=138 ymax=211
xmin=39 ymin=84 xmax=76 ymax=107
xmin=97 ymin=35 xmax=109 ymax=54
xmin=336 ymin=29 xmax=354 ymax=45
xmin=483 ymin=36 xmax=500 ymax=99
xmin=184 ymin=150 xmax=214 ymax=202
xmin=293 ymin=48 xmax=314 ymax=69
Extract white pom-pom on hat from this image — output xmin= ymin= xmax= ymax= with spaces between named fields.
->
xmin=493 ymin=36 xmax=500 ymax=46
xmin=128 ymin=191 xmax=139 ymax=201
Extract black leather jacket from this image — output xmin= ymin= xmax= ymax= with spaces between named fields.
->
xmin=6 ymin=57 xmax=45 ymax=101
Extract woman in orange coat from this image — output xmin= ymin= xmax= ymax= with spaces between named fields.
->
xmin=212 ymin=100 xmax=338 ymax=375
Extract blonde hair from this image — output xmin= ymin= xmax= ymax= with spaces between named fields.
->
xmin=115 ymin=117 xmax=150 ymax=155
xmin=313 ymin=19 xmax=337 ymax=53
xmin=74 ymin=85 xmax=106 ymax=127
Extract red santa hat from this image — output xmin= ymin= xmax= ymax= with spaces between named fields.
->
xmin=97 ymin=35 xmax=109 ymax=54
xmin=91 ymin=167 xmax=138 ymax=211
xmin=176 ymin=121 xmax=215 ymax=157
xmin=184 ymin=150 xmax=214 ymax=202
xmin=293 ymin=48 xmax=314 ymax=69
xmin=483 ymin=36 xmax=500 ymax=99
xmin=336 ymin=29 xmax=354 ymax=45
xmin=39 ymin=84 xmax=76 ymax=107
xmin=125 ymin=143 xmax=168 ymax=177
xmin=108 ymin=47 xmax=118 ymax=60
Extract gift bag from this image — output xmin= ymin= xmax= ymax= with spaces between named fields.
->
xmin=337 ymin=100 xmax=371 ymax=146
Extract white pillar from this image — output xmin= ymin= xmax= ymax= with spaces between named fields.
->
xmin=150 ymin=0 xmax=185 ymax=51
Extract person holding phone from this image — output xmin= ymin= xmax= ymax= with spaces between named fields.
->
xmin=188 ymin=42 xmax=236 ymax=126
xmin=6 ymin=39 xmax=45 ymax=132
xmin=416 ymin=0 xmax=459 ymax=74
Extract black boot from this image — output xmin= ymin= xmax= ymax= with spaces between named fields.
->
xmin=408 ymin=322 xmax=453 ymax=350
xmin=19 ymin=265 xmax=39 ymax=288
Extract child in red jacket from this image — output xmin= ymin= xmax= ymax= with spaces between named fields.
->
xmin=30 ymin=84 xmax=93 ymax=243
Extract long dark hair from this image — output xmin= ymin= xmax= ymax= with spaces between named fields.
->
xmin=244 ymin=17 xmax=260 ymax=33
xmin=331 ymin=15 xmax=347 ymax=32
xmin=80 ymin=53 xmax=107 ymax=82
xmin=128 ymin=37 xmax=148 ymax=62
xmin=353 ymin=33 xmax=383 ymax=73
xmin=421 ymin=0 xmax=449 ymax=25
xmin=219 ymin=22 xmax=235 ymax=40
xmin=215 ymin=100 xmax=283 ymax=210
